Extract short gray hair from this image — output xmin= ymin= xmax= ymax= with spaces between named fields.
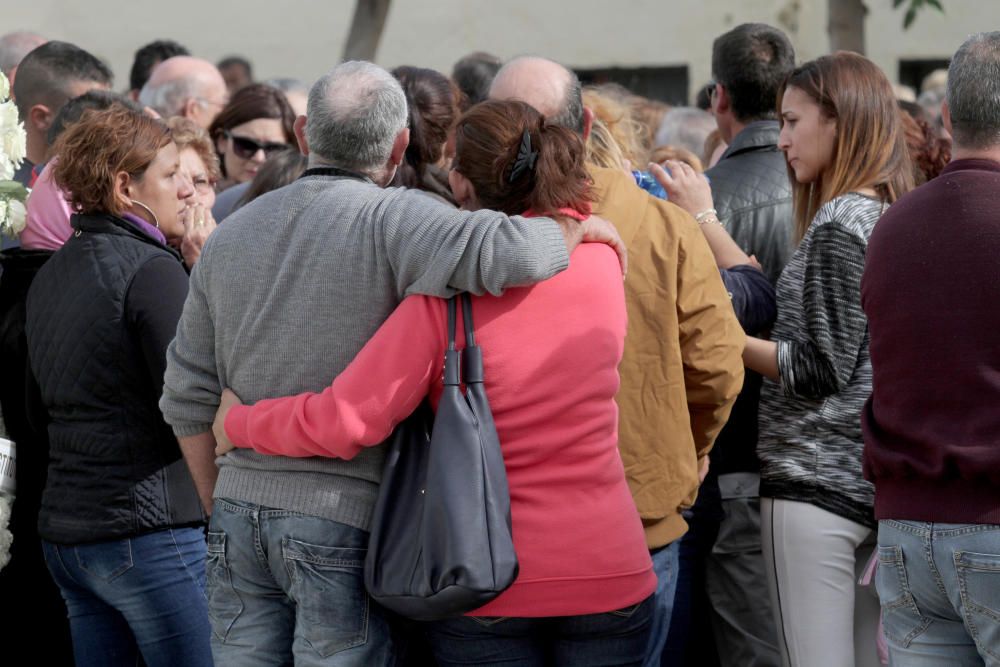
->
xmin=0 ymin=31 xmax=46 ymax=77
xmin=947 ymin=32 xmax=1000 ymax=149
xmin=305 ymin=61 xmax=408 ymax=173
xmin=139 ymin=76 xmax=201 ymax=118
xmin=655 ymin=107 xmax=717 ymax=157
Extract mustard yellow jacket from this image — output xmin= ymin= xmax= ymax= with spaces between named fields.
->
xmin=591 ymin=166 xmax=745 ymax=548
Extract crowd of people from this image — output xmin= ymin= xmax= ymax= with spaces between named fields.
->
xmin=0 ymin=20 xmax=996 ymax=667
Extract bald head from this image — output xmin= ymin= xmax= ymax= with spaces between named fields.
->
xmin=489 ymin=56 xmax=585 ymax=133
xmin=0 ymin=31 xmax=47 ymax=78
xmin=138 ymin=56 xmax=227 ymax=128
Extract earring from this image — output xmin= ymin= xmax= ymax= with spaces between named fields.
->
xmin=130 ymin=199 xmax=160 ymax=229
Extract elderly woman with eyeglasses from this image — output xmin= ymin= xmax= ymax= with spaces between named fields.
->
xmin=208 ymin=83 xmax=295 ymax=192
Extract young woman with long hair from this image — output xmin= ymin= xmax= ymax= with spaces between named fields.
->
xmin=743 ymin=52 xmax=913 ymax=666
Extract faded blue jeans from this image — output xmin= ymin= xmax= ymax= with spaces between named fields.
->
xmin=42 ymin=526 xmax=211 ymax=667
xmin=876 ymin=520 xmax=1000 ymax=666
xmin=645 ymin=539 xmax=681 ymax=666
xmin=206 ymin=498 xmax=396 ymax=667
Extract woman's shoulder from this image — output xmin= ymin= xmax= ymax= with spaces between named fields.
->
xmin=812 ymin=193 xmax=886 ymax=239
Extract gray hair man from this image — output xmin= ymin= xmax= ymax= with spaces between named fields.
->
xmin=862 ymin=31 xmax=1000 ymax=664
xmin=0 ymin=30 xmax=46 ymax=81
xmin=161 ymin=60 xmax=622 ymax=665
xmin=490 ymin=56 xmax=744 ymax=666
xmin=138 ymin=55 xmax=228 ymax=128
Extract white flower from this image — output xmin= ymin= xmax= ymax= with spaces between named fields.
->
xmin=0 ymin=72 xmax=8 ymax=102
xmin=1 ymin=121 xmax=26 ymax=168
xmin=7 ymin=199 xmax=25 ymax=236
xmin=0 ymin=154 xmax=11 ymax=181
xmin=0 ymin=101 xmax=22 ymax=170
xmin=0 ymin=199 xmax=7 ymax=226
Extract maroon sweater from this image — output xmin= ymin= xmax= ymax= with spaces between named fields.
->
xmin=861 ymin=159 xmax=1000 ymax=524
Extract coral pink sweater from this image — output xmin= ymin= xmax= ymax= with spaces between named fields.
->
xmin=225 ymin=242 xmax=655 ymax=617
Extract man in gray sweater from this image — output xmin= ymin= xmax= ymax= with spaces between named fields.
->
xmin=160 ymin=61 xmax=621 ymax=666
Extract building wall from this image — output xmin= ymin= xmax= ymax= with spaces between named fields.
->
xmin=5 ymin=0 xmax=990 ymax=100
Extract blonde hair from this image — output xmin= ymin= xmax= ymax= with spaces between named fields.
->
xmin=587 ymin=117 xmax=629 ymax=170
xmin=583 ymin=87 xmax=646 ymax=166
xmin=650 ymin=144 xmax=704 ymax=173
xmin=167 ymin=116 xmax=222 ymax=183
xmin=779 ymin=52 xmax=914 ymax=242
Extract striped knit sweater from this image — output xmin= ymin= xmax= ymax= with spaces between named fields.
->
xmin=758 ymin=193 xmax=885 ymax=529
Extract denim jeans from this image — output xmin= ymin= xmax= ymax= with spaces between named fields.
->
xmin=423 ymin=595 xmax=654 ymax=666
xmin=875 ymin=519 xmax=1000 ymax=666
xmin=207 ymin=498 xmax=395 ymax=667
xmin=41 ymin=526 xmax=212 ymax=667
xmin=644 ymin=540 xmax=681 ymax=667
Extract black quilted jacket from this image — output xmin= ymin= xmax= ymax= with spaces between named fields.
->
xmin=25 ymin=213 xmax=204 ymax=544
xmin=706 ymin=121 xmax=794 ymax=286
xmin=705 ymin=121 xmax=794 ymax=477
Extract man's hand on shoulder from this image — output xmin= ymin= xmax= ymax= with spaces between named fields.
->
xmin=556 ymin=214 xmax=627 ymax=278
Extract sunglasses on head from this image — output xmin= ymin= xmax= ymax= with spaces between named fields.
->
xmin=225 ymin=131 xmax=289 ymax=160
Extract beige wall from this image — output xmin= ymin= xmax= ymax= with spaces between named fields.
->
xmin=6 ymin=1 xmax=993 ymax=100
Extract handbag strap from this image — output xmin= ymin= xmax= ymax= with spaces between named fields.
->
xmin=460 ymin=294 xmax=484 ymax=385
xmin=444 ymin=297 xmax=461 ymax=387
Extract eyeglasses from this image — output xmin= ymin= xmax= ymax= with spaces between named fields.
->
xmin=225 ymin=131 xmax=289 ymax=160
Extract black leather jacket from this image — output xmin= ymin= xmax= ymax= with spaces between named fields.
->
xmin=25 ymin=213 xmax=203 ymax=544
xmin=705 ymin=121 xmax=793 ymax=477
xmin=706 ymin=121 xmax=794 ymax=286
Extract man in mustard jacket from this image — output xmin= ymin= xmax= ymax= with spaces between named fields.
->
xmin=491 ymin=57 xmax=745 ymax=666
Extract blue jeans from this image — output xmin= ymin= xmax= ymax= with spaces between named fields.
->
xmin=423 ymin=595 xmax=654 ymax=666
xmin=876 ymin=520 xmax=1000 ymax=666
xmin=207 ymin=498 xmax=396 ymax=666
xmin=645 ymin=540 xmax=681 ymax=667
xmin=41 ymin=526 xmax=211 ymax=667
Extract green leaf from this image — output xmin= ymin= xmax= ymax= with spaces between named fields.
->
xmin=893 ymin=0 xmax=905 ymax=7
xmin=925 ymin=0 xmax=944 ymax=12
xmin=0 ymin=181 xmax=28 ymax=200
xmin=904 ymin=6 xmax=918 ymax=28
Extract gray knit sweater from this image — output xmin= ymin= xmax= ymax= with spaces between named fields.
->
xmin=160 ymin=173 xmax=569 ymax=531
xmin=758 ymin=193 xmax=885 ymax=529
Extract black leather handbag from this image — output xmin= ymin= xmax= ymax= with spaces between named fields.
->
xmin=364 ymin=293 xmax=519 ymax=621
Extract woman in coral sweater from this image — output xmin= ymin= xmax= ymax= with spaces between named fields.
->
xmin=213 ymin=99 xmax=655 ymax=666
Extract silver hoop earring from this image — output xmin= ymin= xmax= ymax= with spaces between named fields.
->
xmin=130 ymin=199 xmax=160 ymax=229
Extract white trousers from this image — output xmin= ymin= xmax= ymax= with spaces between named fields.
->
xmin=761 ymin=498 xmax=881 ymax=667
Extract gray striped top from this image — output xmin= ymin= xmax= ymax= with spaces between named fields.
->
xmin=758 ymin=193 xmax=885 ymax=528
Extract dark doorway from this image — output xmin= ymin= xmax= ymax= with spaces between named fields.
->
xmin=899 ymin=58 xmax=950 ymax=93
xmin=576 ymin=66 xmax=689 ymax=105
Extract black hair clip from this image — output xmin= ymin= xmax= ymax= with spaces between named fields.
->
xmin=509 ymin=129 xmax=539 ymax=183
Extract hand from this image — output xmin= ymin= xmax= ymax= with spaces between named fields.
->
xmin=179 ymin=203 xmax=218 ymax=268
xmin=561 ymin=214 xmax=627 ymax=277
xmin=213 ymin=388 xmax=244 ymax=457
xmin=648 ymin=161 xmax=715 ymax=218
xmin=698 ymin=455 xmax=710 ymax=483
xmin=748 ymin=254 xmax=762 ymax=271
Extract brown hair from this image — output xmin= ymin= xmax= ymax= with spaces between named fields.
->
xmin=898 ymin=101 xmax=950 ymax=186
xmin=52 ymin=105 xmax=171 ymax=216
xmin=208 ymin=84 xmax=295 ymax=145
xmin=452 ymin=100 xmax=591 ymax=216
xmin=389 ymin=66 xmax=462 ymax=189
xmin=167 ymin=116 xmax=221 ymax=183
xmin=779 ymin=52 xmax=914 ymax=242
